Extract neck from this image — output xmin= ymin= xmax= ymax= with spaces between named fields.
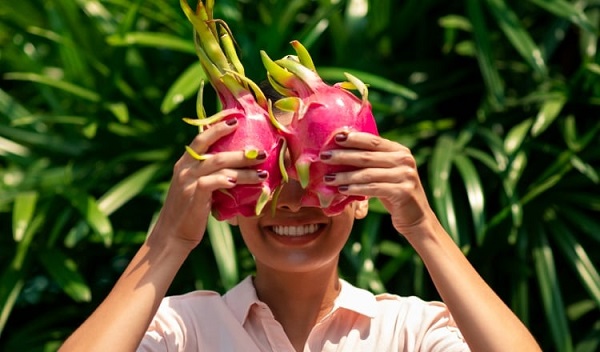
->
xmin=253 ymin=259 xmax=341 ymax=351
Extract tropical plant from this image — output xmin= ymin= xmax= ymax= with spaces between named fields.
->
xmin=1 ymin=0 xmax=598 ymax=351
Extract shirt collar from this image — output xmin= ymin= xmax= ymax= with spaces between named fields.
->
xmin=223 ymin=276 xmax=378 ymax=324
xmin=334 ymin=278 xmax=378 ymax=318
xmin=223 ymin=276 xmax=261 ymax=324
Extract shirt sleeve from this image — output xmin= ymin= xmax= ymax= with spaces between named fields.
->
xmin=137 ymin=329 xmax=170 ymax=352
xmin=407 ymin=299 xmax=470 ymax=352
xmin=136 ymin=298 xmax=185 ymax=352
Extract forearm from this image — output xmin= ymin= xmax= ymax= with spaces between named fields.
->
xmin=60 ymin=233 xmax=193 ymax=352
xmin=405 ymin=214 xmax=541 ymax=352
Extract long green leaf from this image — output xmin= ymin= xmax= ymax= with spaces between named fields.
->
xmin=0 ymin=124 xmax=90 ymax=156
xmin=559 ymin=205 xmax=600 ymax=243
xmin=429 ymin=135 xmax=460 ymax=243
xmin=529 ymin=0 xmax=598 ymax=34
xmin=106 ymin=32 xmax=196 ymax=53
xmin=547 ymin=217 xmax=600 ymax=307
xmin=64 ymin=191 xmax=113 ymax=247
xmin=357 ymin=213 xmax=385 ymax=293
xmin=485 ymin=0 xmax=547 ymax=76
xmin=0 ymin=268 xmax=25 ymax=339
xmin=317 ymin=67 xmax=418 ymax=100
xmin=531 ymin=94 xmax=566 ymax=137
xmin=0 ymin=88 xmax=31 ymax=121
xmin=0 ymin=213 xmax=43 ymax=337
xmin=3 ymin=72 xmax=101 ymax=102
xmin=206 ymin=215 xmax=238 ymax=290
xmin=39 ymin=248 xmax=92 ymax=303
xmin=466 ymin=0 xmax=505 ymax=108
xmin=504 ymin=118 xmax=533 ymax=155
xmin=453 ymin=154 xmax=486 ymax=244
xmin=12 ymin=191 xmax=39 ymax=242
xmin=532 ymin=225 xmax=573 ymax=352
xmin=161 ymin=61 xmax=205 ymax=114
xmin=98 ymin=163 xmax=161 ymax=215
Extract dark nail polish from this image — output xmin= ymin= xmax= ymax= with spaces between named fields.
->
xmin=320 ymin=151 xmax=332 ymax=160
xmin=226 ymin=117 xmax=238 ymax=126
xmin=335 ymin=133 xmax=348 ymax=143
xmin=256 ymin=150 xmax=267 ymax=160
xmin=227 ymin=177 xmax=237 ymax=184
xmin=324 ymin=173 xmax=336 ymax=182
xmin=338 ymin=185 xmax=349 ymax=192
xmin=257 ymin=170 xmax=269 ymax=179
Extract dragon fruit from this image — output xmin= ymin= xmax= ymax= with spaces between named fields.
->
xmin=180 ymin=0 xmax=287 ymax=220
xmin=260 ymin=40 xmax=379 ymax=215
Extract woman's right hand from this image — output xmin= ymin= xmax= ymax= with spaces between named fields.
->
xmin=150 ymin=117 xmax=265 ymax=248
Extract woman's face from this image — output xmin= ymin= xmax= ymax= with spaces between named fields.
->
xmin=233 ymin=179 xmax=368 ymax=274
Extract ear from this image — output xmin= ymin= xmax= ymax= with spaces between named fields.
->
xmin=225 ymin=217 xmax=239 ymax=226
xmin=353 ymin=199 xmax=369 ymax=220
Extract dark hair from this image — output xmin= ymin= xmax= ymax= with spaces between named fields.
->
xmin=258 ymin=80 xmax=284 ymax=101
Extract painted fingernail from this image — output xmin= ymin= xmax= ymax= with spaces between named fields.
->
xmin=257 ymin=170 xmax=269 ymax=179
xmin=320 ymin=151 xmax=332 ymax=160
xmin=338 ymin=185 xmax=349 ymax=192
xmin=226 ymin=117 xmax=238 ymax=126
xmin=335 ymin=132 xmax=348 ymax=143
xmin=324 ymin=173 xmax=336 ymax=182
xmin=227 ymin=177 xmax=237 ymax=184
xmin=256 ymin=150 xmax=267 ymax=160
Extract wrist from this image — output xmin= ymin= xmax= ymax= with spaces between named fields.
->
xmin=145 ymin=228 xmax=197 ymax=259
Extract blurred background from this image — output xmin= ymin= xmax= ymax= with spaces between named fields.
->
xmin=1 ymin=0 xmax=599 ymax=350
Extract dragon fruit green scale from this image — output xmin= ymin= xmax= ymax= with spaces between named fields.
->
xmin=261 ymin=41 xmax=379 ymax=216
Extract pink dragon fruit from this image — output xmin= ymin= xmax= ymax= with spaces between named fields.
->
xmin=180 ymin=0 xmax=287 ymax=220
xmin=260 ymin=40 xmax=379 ymax=215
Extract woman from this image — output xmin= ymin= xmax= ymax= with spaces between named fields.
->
xmin=60 ymin=117 xmax=541 ymax=351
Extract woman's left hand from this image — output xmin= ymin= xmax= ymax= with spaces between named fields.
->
xmin=320 ymin=131 xmax=434 ymax=237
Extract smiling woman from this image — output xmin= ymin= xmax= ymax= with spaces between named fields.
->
xmin=57 ymin=3 xmax=541 ymax=350
xmin=1 ymin=0 xmax=599 ymax=351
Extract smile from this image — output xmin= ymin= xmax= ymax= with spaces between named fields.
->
xmin=271 ymin=224 xmax=321 ymax=236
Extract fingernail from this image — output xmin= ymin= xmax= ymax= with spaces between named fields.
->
xmin=338 ymin=185 xmax=349 ymax=192
xmin=257 ymin=170 xmax=269 ymax=179
xmin=227 ymin=177 xmax=237 ymax=184
xmin=320 ymin=151 xmax=332 ymax=160
xmin=226 ymin=117 xmax=238 ymax=126
xmin=324 ymin=173 xmax=336 ymax=182
xmin=256 ymin=150 xmax=267 ymax=160
xmin=335 ymin=132 xmax=348 ymax=143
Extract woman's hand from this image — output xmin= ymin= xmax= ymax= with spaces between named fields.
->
xmin=320 ymin=131 xmax=542 ymax=352
xmin=151 ymin=118 xmax=268 ymax=248
xmin=319 ymin=131 xmax=433 ymax=236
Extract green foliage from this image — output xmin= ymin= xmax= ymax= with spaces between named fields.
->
xmin=1 ymin=0 xmax=599 ymax=350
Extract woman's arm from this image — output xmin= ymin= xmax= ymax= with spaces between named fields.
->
xmin=60 ymin=118 xmax=263 ymax=352
xmin=322 ymin=131 xmax=541 ymax=352
xmin=59 ymin=233 xmax=194 ymax=352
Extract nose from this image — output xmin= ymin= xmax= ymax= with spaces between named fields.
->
xmin=275 ymin=179 xmax=305 ymax=212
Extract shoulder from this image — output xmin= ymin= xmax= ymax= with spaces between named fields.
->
xmin=337 ymin=282 xmax=468 ymax=350
xmin=339 ymin=279 xmax=450 ymax=322
xmin=372 ymin=293 xmax=454 ymax=326
xmin=139 ymin=280 xmax=256 ymax=351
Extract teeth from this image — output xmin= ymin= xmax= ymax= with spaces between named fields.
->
xmin=272 ymin=224 xmax=320 ymax=236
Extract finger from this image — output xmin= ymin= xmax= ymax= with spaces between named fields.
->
xmin=333 ymin=131 xmax=407 ymax=152
xmin=190 ymin=149 xmax=269 ymax=176
xmin=337 ymin=181 xmax=418 ymax=199
xmin=183 ymin=117 xmax=240 ymax=162
xmin=324 ymin=166 xmax=417 ymax=186
xmin=216 ymin=168 xmax=271 ymax=185
xmin=320 ymin=149 xmax=416 ymax=169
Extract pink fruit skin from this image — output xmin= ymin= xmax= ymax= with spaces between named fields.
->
xmin=209 ymin=93 xmax=284 ymax=221
xmin=284 ymin=84 xmax=379 ymax=216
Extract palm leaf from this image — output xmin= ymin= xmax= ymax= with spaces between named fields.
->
xmin=532 ymin=224 xmax=573 ymax=352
